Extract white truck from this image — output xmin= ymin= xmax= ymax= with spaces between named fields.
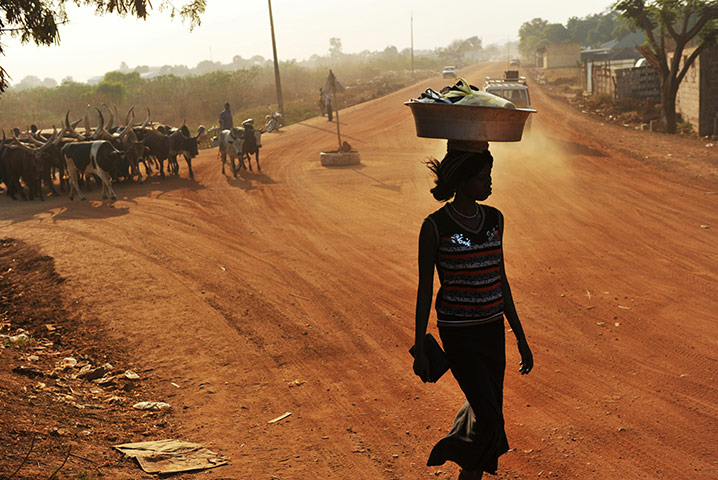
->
xmin=484 ymin=70 xmax=532 ymax=131
xmin=483 ymin=70 xmax=531 ymax=109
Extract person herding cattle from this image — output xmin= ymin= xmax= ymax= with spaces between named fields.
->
xmin=219 ymin=102 xmax=233 ymax=131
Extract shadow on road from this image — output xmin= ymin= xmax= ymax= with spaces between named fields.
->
xmin=0 ymin=174 xmax=206 ymax=225
xmin=224 ymin=174 xmax=255 ymax=191
xmin=239 ymin=169 xmax=277 ymax=185
xmin=542 ymin=135 xmax=607 ymax=157
xmin=296 ymin=122 xmax=363 ymax=143
xmin=324 ymin=164 xmax=402 ymax=193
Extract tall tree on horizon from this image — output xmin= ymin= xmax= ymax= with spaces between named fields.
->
xmin=614 ymin=0 xmax=718 ymax=133
xmin=0 ymin=0 xmax=206 ymax=93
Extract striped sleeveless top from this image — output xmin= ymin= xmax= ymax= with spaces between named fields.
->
xmin=425 ymin=204 xmax=504 ymax=327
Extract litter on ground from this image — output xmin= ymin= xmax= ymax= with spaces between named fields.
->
xmin=113 ymin=439 xmax=229 ymax=473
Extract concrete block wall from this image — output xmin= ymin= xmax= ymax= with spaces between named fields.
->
xmin=699 ymin=48 xmax=718 ymax=136
xmin=543 ymin=42 xmax=581 ymax=69
xmin=676 ymin=47 xmax=701 ymax=130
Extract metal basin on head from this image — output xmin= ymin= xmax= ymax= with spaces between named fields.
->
xmin=405 ymin=102 xmax=536 ymax=142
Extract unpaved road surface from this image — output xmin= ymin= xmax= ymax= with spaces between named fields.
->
xmin=2 ymin=63 xmax=717 ymax=479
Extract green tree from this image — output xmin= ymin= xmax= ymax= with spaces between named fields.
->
xmin=544 ymin=23 xmax=571 ymax=44
xmin=0 ymin=0 xmax=206 ymax=93
xmin=438 ymin=36 xmax=483 ymax=65
xmin=518 ymin=18 xmax=549 ymax=57
xmin=96 ymin=80 xmax=126 ymax=103
xmin=566 ymin=11 xmax=631 ymax=47
xmin=614 ymin=0 xmax=718 ymax=133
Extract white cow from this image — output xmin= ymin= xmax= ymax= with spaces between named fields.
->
xmin=218 ymin=128 xmax=243 ymax=177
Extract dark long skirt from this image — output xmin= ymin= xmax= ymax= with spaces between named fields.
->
xmin=427 ymin=319 xmax=509 ymax=474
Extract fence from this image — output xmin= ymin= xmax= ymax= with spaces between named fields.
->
xmin=591 ymin=62 xmax=616 ymax=97
xmin=582 ymin=59 xmax=640 ymax=98
xmin=615 ymin=66 xmax=660 ymax=102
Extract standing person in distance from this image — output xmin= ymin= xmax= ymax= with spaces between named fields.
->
xmin=318 ymin=88 xmax=327 ymax=117
xmin=413 ymin=140 xmax=534 ymax=480
xmin=323 ymin=90 xmax=333 ymax=122
xmin=219 ymin=102 xmax=233 ymax=131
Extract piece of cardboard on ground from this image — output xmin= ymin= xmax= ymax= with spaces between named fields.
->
xmin=113 ymin=439 xmax=229 ymax=474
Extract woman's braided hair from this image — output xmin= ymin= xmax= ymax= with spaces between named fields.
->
xmin=426 ymin=147 xmax=493 ymax=201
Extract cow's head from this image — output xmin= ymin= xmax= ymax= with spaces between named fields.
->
xmin=108 ymin=150 xmax=130 ymax=180
xmin=197 ymin=125 xmax=210 ymax=147
xmin=187 ymin=136 xmax=199 ymax=158
xmin=12 ymin=128 xmax=59 ymax=175
xmin=176 ymin=124 xmax=199 ymax=158
xmin=229 ymin=127 xmax=243 ymax=140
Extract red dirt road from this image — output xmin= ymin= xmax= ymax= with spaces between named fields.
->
xmin=2 ymin=63 xmax=717 ymax=479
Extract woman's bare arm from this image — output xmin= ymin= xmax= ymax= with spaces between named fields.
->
xmin=499 ymin=213 xmax=533 ymax=375
xmin=414 ymin=219 xmax=438 ymax=381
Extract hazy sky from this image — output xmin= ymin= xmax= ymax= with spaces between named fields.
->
xmin=3 ymin=0 xmax=615 ymax=84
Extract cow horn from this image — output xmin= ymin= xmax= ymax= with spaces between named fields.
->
xmin=90 ymin=107 xmax=105 ymax=140
xmin=98 ymin=125 xmax=115 ymax=142
xmin=125 ymin=107 xmax=135 ymax=126
xmin=26 ymin=129 xmax=45 ymax=146
xmin=126 ymin=109 xmax=135 ymax=129
xmin=65 ymin=110 xmax=84 ymax=140
xmin=139 ymin=108 xmax=150 ymax=129
xmin=83 ymin=105 xmax=92 ymax=138
xmin=54 ymin=123 xmax=67 ymax=145
xmin=11 ymin=130 xmax=37 ymax=154
xmin=37 ymin=126 xmax=58 ymax=152
xmin=118 ymin=122 xmax=133 ymax=141
xmin=102 ymin=104 xmax=114 ymax=131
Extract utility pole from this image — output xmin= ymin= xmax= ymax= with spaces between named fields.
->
xmin=411 ymin=12 xmax=414 ymax=77
xmin=267 ymin=0 xmax=284 ymax=117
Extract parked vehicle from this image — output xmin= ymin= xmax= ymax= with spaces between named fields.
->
xmin=441 ymin=66 xmax=457 ymax=79
xmin=265 ymin=106 xmax=284 ymax=133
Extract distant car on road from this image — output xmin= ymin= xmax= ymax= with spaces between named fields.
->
xmin=442 ymin=66 xmax=457 ymax=79
xmin=483 ymin=70 xmax=531 ymax=108
xmin=484 ymin=70 xmax=533 ymax=131
xmin=509 ymin=58 xmax=521 ymax=68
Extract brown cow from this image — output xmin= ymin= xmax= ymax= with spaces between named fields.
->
xmin=2 ymin=129 xmax=58 ymax=200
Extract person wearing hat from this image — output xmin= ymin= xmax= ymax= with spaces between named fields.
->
xmin=413 ymin=140 xmax=534 ymax=480
xmin=219 ymin=102 xmax=233 ymax=131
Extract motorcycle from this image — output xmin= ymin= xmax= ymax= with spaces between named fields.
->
xmin=265 ymin=106 xmax=284 ymax=133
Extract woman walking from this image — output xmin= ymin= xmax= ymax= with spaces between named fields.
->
xmin=413 ymin=140 xmax=533 ymax=479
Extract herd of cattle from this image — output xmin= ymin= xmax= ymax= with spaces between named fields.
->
xmin=0 ymin=105 xmax=263 ymax=202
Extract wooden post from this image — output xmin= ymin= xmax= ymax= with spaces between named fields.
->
xmin=327 ymin=70 xmax=342 ymax=150
xmin=268 ymin=0 xmax=284 ymax=118
xmin=411 ymin=12 xmax=414 ymax=78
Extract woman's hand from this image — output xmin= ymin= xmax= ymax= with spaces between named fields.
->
xmin=518 ymin=341 xmax=533 ymax=375
xmin=413 ymin=350 xmax=432 ymax=382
